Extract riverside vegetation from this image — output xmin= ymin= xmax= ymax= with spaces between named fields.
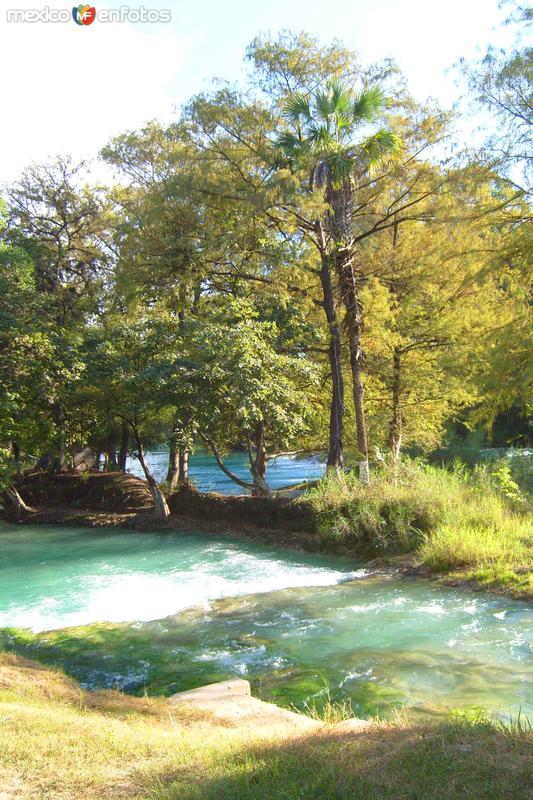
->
xmin=0 ymin=26 xmax=531 ymax=514
xmin=0 ymin=653 xmax=531 ymax=800
xmin=303 ymin=459 xmax=532 ymax=598
xmin=9 ymin=456 xmax=533 ymax=598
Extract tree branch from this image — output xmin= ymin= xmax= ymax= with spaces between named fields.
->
xmin=199 ymin=432 xmax=254 ymax=490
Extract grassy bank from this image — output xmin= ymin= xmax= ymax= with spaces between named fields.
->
xmin=0 ymin=653 xmax=531 ymax=800
xmin=303 ymin=460 xmax=532 ymax=598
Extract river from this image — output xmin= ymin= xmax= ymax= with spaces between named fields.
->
xmin=0 ymin=524 xmax=530 ymax=720
xmin=126 ymin=450 xmax=326 ymax=493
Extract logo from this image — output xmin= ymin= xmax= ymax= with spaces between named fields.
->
xmin=72 ymin=4 xmax=95 ymax=24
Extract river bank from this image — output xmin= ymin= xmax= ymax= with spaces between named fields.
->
xmin=4 ymin=468 xmax=532 ymax=601
xmin=2 ymin=652 xmax=531 ymax=800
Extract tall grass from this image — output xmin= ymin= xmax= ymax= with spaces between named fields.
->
xmin=302 ymin=459 xmax=532 ymax=594
xmin=293 ymin=680 xmax=357 ymax=724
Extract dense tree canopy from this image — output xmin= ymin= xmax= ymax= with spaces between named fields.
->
xmin=0 ymin=29 xmax=530 ymax=514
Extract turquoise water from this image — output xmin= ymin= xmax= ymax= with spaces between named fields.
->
xmin=126 ymin=450 xmax=325 ymax=494
xmin=0 ymin=524 xmax=531 ymax=720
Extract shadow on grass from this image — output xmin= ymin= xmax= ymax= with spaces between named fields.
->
xmin=141 ymin=720 xmax=532 ymax=800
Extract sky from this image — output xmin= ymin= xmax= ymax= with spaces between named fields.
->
xmin=0 ymin=0 xmax=521 ymax=185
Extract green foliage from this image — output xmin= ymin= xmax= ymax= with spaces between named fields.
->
xmin=482 ymin=459 xmax=526 ymax=503
xmin=0 ymin=28 xmax=530 ymax=486
xmin=191 ymin=307 xmax=318 ymax=453
xmin=297 ymin=681 xmax=356 ymax=723
xmin=303 ymin=461 xmax=438 ymax=553
xmin=0 ymin=448 xmax=13 ymax=494
xmin=304 ymin=459 xmax=532 ymax=594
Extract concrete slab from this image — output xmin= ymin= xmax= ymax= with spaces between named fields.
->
xmin=170 ymin=679 xmax=322 ymax=733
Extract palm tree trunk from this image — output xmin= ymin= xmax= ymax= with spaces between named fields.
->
xmin=328 ymin=182 xmax=370 ymax=483
xmin=315 ymin=221 xmax=344 ymax=471
xmin=336 ymin=248 xmax=370 ymax=484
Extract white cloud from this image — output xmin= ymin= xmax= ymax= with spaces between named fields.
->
xmin=0 ymin=1 xmax=189 ymax=183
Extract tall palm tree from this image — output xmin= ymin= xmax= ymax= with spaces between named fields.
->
xmin=278 ymin=81 xmax=402 ymax=481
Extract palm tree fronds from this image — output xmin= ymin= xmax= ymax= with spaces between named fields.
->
xmin=315 ymin=88 xmax=335 ymax=122
xmin=282 ymin=92 xmax=312 ymax=124
xmin=327 ymin=151 xmax=356 ymax=188
xmin=352 ymin=86 xmax=386 ymax=122
xmin=329 ymin=81 xmax=354 ymax=118
xmin=362 ymin=129 xmax=404 ymax=173
xmin=275 ymin=79 xmax=401 ymax=188
xmin=276 ymin=131 xmax=305 ymax=157
xmin=307 ymin=124 xmax=338 ymax=153
xmin=335 ymin=113 xmax=355 ymax=134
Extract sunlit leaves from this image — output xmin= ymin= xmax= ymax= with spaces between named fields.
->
xmin=352 ymin=86 xmax=386 ymax=122
xmin=276 ymin=79 xmax=402 ymax=192
xmin=362 ymin=129 xmax=404 ymax=174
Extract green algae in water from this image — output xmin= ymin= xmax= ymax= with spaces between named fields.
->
xmin=0 ymin=524 xmax=531 ymax=719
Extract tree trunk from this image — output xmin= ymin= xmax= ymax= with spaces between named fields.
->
xmin=118 ymin=421 xmax=129 ymax=471
xmin=5 ymin=486 xmax=33 ymax=520
xmin=250 ymin=422 xmax=270 ymax=496
xmin=52 ymin=402 xmax=66 ymax=471
xmin=166 ymin=438 xmax=180 ymax=491
xmin=178 ymin=448 xmax=190 ymax=486
xmin=199 ymin=432 xmax=254 ymax=492
xmin=336 ymin=251 xmax=370 ymax=484
xmin=387 ymin=348 xmax=402 ymax=462
xmin=130 ymin=422 xmax=170 ymax=520
xmin=104 ymin=432 xmax=117 ymax=471
xmin=167 ymin=408 xmax=191 ymax=490
xmin=387 ymin=218 xmax=402 ymax=464
xmin=316 ymin=222 xmax=344 ymax=471
xmin=327 ymin=178 xmax=370 ymax=485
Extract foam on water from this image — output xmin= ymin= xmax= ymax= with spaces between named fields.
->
xmin=0 ymin=524 xmax=363 ymax=632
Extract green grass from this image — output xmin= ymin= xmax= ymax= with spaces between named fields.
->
xmin=302 ymin=459 xmax=532 ymax=597
xmin=293 ymin=681 xmax=358 ymax=724
xmin=1 ymin=653 xmax=531 ymax=800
